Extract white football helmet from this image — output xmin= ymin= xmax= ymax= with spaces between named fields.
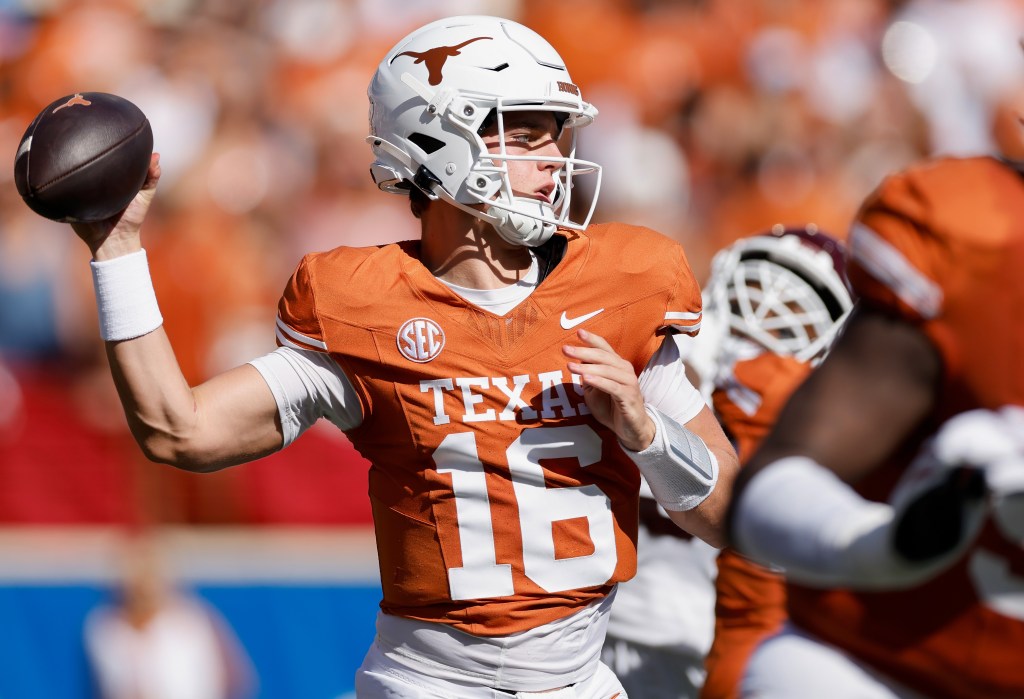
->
xmin=366 ymin=15 xmax=602 ymax=247
xmin=702 ymin=225 xmax=855 ymax=365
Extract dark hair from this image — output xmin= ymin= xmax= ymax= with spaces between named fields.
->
xmin=409 ymin=185 xmax=431 ymax=218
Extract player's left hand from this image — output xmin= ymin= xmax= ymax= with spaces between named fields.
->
xmin=564 ymin=329 xmax=655 ymax=451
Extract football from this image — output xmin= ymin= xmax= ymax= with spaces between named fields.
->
xmin=13 ymin=92 xmax=153 ymax=223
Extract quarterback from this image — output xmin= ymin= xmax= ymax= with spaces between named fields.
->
xmin=68 ymin=15 xmax=738 ymax=699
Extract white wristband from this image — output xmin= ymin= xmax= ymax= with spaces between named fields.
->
xmin=623 ymin=405 xmax=718 ymax=511
xmin=90 ymin=249 xmax=163 ymax=341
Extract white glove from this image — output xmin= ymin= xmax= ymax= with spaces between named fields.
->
xmin=891 ymin=406 xmax=1024 ymax=560
xmin=931 ymin=407 xmax=1024 ymax=468
xmin=951 ymin=406 xmax=1024 ymax=546
xmin=733 ymin=406 xmax=1024 ymax=591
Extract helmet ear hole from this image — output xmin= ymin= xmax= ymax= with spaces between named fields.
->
xmin=476 ymin=109 xmax=497 ymax=136
xmin=409 ymin=133 xmax=446 ymax=155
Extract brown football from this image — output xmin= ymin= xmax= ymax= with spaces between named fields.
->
xmin=13 ymin=92 xmax=153 ymax=223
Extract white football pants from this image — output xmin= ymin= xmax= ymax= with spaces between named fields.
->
xmin=355 ymin=640 xmax=629 ymax=699
xmin=741 ymin=624 xmax=928 ymax=699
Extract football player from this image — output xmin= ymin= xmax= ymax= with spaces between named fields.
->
xmin=67 ymin=15 xmax=738 ymax=699
xmin=728 ymin=156 xmax=1024 ymax=698
xmin=697 ymin=226 xmax=853 ymax=699
xmin=602 ymin=226 xmax=852 ymax=699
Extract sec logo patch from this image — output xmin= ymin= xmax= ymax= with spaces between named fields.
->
xmin=397 ymin=317 xmax=445 ymax=363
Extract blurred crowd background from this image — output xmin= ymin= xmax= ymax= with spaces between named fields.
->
xmin=1 ymin=0 xmax=1023 ymax=525
xmin=2 ymin=1 xmax=1024 ymax=697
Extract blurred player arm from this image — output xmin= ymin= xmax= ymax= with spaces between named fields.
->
xmin=71 ymin=156 xmax=287 ymax=472
xmin=725 ymin=306 xmax=992 ymax=588
xmin=735 ymin=306 xmax=940 ymax=484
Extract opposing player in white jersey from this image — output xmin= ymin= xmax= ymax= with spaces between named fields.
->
xmin=64 ymin=15 xmax=738 ymax=698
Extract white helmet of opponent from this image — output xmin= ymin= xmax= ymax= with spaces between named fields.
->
xmin=705 ymin=224 xmax=854 ymax=363
xmin=366 ymin=15 xmax=602 ymax=247
xmin=684 ymin=225 xmax=855 ymax=395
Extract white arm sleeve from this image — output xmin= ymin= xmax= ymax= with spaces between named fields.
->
xmin=638 ymin=335 xmax=708 ymax=423
xmin=248 ymin=347 xmax=363 ymax=447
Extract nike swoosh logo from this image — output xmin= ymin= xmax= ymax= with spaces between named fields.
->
xmin=560 ymin=308 xmax=604 ymax=330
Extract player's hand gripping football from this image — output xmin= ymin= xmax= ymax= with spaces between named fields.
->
xmin=71 ymin=153 xmax=161 ymax=260
xmin=563 ymin=329 xmax=655 ymax=452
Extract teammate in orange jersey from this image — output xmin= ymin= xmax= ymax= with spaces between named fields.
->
xmin=728 ymin=155 xmax=1024 ymax=699
xmin=62 ymin=15 xmax=739 ymax=699
xmin=601 ymin=225 xmax=853 ymax=699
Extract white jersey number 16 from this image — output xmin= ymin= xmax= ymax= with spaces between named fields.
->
xmin=433 ymin=425 xmax=617 ymax=600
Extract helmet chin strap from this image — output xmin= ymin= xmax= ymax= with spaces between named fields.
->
xmin=430 ymin=186 xmax=558 ymax=248
xmin=485 ymin=197 xmax=557 ymax=248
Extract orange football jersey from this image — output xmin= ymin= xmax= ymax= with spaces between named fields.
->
xmin=701 ymin=353 xmax=810 ymax=699
xmin=789 ymin=156 xmax=1024 ymax=699
xmin=275 ymin=223 xmax=702 ymax=637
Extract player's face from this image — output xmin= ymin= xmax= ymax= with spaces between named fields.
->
xmin=480 ymin=111 xmax=564 ymax=205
